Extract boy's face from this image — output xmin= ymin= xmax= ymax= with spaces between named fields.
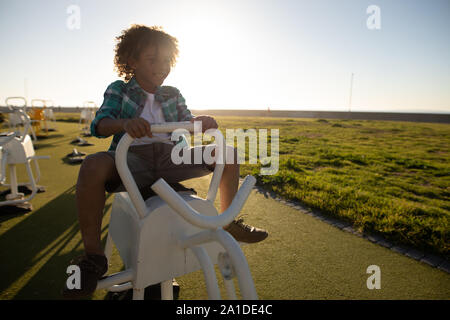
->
xmin=131 ymin=45 xmax=172 ymax=90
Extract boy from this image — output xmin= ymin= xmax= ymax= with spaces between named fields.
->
xmin=62 ymin=25 xmax=268 ymax=298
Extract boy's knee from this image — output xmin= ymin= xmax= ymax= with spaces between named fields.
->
xmin=210 ymin=145 xmax=239 ymax=166
xmin=79 ymin=153 xmax=115 ymax=181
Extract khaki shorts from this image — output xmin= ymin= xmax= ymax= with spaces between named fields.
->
xmin=103 ymin=142 xmax=216 ymax=193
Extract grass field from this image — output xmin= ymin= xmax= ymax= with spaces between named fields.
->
xmin=0 ymin=116 xmax=449 ymax=300
xmin=55 ymin=113 xmax=450 ymax=257
xmin=218 ymin=116 xmax=449 ymax=258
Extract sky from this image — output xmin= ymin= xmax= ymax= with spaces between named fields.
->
xmin=0 ymin=0 xmax=449 ymax=113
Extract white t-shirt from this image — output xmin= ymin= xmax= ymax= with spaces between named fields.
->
xmin=131 ymin=91 xmax=172 ymax=146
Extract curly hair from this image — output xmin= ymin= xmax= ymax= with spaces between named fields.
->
xmin=114 ymin=24 xmax=179 ymax=81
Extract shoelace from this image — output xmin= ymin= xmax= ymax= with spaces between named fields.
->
xmin=234 ymin=216 xmax=254 ymax=231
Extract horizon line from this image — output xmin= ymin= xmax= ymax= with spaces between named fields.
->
xmin=1 ymin=106 xmax=449 ymax=115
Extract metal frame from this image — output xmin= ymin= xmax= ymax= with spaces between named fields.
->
xmin=0 ymin=105 xmax=50 ymax=206
xmin=79 ymin=101 xmax=96 ymax=134
xmin=30 ymin=99 xmax=49 ymax=136
xmin=98 ymin=121 xmax=258 ymax=300
xmin=5 ymin=97 xmax=37 ymax=141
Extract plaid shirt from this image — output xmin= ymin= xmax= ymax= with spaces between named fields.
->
xmin=91 ymin=77 xmax=194 ymax=151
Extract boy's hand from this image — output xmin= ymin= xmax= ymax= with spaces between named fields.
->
xmin=123 ymin=118 xmax=152 ymax=138
xmin=190 ymin=115 xmax=218 ymax=132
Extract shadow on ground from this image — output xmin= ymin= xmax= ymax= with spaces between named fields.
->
xmin=0 ymin=185 xmax=111 ymax=299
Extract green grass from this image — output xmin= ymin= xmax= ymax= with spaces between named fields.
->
xmin=54 ymin=112 xmax=82 ymax=123
xmin=0 ymin=117 xmax=449 ymax=300
xmin=217 ymin=116 xmax=449 ymax=258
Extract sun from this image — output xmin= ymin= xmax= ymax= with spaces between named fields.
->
xmin=164 ymin=17 xmax=247 ymax=108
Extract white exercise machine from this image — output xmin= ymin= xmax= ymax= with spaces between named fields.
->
xmin=79 ymin=101 xmax=96 ymax=135
xmin=5 ymin=97 xmax=37 ymax=141
xmin=43 ymin=99 xmax=57 ymax=131
xmin=0 ymin=98 xmax=49 ymax=208
xmin=44 ymin=100 xmax=57 ymax=122
xmin=97 ymin=122 xmax=258 ymax=300
xmin=30 ymin=99 xmax=49 ymax=137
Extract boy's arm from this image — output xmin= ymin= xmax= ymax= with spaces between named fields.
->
xmin=97 ymin=117 xmax=152 ymax=138
xmin=96 ymin=118 xmax=127 ymax=137
xmin=90 ymin=81 xmax=124 ymax=138
xmin=189 ymin=115 xmax=218 ymax=132
xmin=176 ymin=92 xmax=194 ymax=121
xmin=92 ymin=81 xmax=152 ymax=138
xmin=176 ymin=91 xmax=217 ymax=131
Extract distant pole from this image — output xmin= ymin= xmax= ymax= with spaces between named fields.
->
xmin=348 ymin=73 xmax=354 ymax=112
xmin=24 ymin=78 xmax=28 ymax=104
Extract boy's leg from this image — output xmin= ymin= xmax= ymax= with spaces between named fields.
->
xmin=76 ymin=153 xmax=120 ymax=255
xmin=218 ymin=159 xmax=239 ymax=212
xmin=209 ymin=146 xmax=268 ymax=243
xmin=159 ymin=143 xmax=268 ymax=243
xmin=62 ymin=152 xmax=120 ymax=299
xmin=207 ymin=146 xmax=239 ymax=212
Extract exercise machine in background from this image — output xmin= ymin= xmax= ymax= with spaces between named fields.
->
xmin=79 ymin=101 xmax=96 ymax=137
xmin=0 ymin=97 xmax=49 ymax=211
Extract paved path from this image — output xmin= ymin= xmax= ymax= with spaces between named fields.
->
xmin=250 ymin=182 xmax=450 ymax=274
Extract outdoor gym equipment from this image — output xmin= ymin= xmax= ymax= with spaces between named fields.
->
xmin=43 ymin=100 xmax=57 ymax=131
xmin=30 ymin=99 xmax=48 ymax=137
xmin=79 ymin=101 xmax=96 ymax=136
xmin=5 ymin=97 xmax=37 ymax=141
xmin=0 ymin=100 xmax=49 ymax=208
xmin=97 ymin=122 xmax=258 ymax=300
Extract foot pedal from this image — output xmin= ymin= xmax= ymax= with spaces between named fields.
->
xmin=0 ymin=202 xmax=33 ymax=214
xmin=106 ymin=280 xmax=180 ymax=300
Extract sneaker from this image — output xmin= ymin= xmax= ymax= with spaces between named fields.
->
xmin=61 ymin=254 xmax=108 ymax=299
xmin=224 ymin=218 xmax=268 ymax=243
